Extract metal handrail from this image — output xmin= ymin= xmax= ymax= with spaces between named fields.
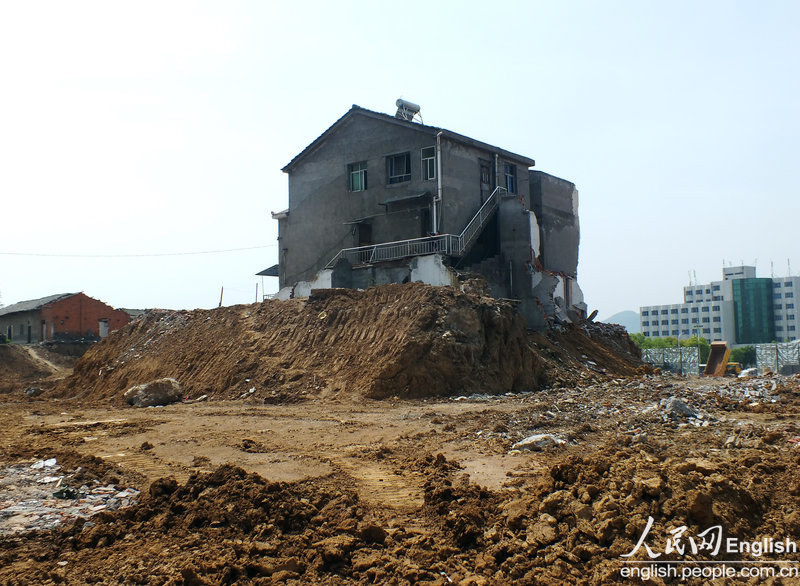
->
xmin=325 ymin=186 xmax=506 ymax=268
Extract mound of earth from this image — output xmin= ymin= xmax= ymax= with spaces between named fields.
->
xmin=55 ymin=283 xmax=640 ymax=405
xmin=2 ymin=442 xmax=798 ymax=585
xmin=0 ymin=345 xmax=72 ymax=394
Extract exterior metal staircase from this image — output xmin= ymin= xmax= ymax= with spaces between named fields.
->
xmin=325 ymin=186 xmax=506 ymax=269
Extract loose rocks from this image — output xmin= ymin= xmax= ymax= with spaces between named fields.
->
xmin=124 ymin=378 xmax=183 ymax=407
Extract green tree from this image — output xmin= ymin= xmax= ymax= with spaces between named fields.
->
xmin=680 ymin=336 xmax=710 ymax=363
xmin=730 ymin=346 xmax=756 ymax=367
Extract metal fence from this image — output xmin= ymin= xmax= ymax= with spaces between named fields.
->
xmin=642 ymin=347 xmax=699 ymax=375
xmin=755 ymin=340 xmax=800 ymax=374
xmin=325 ymin=186 xmax=505 ymax=269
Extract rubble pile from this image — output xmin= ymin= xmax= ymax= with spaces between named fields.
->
xmin=1 ymin=441 xmax=799 ymax=584
xmin=0 ymin=457 xmax=139 ymax=536
xmin=52 ymin=283 xmax=640 ymax=405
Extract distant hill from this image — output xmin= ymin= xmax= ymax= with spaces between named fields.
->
xmin=599 ymin=310 xmax=640 ymax=333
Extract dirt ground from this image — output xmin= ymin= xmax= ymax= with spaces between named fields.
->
xmin=1 ymin=284 xmax=799 ymax=585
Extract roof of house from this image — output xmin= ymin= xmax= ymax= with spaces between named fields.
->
xmin=282 ymin=104 xmax=536 ymax=173
xmin=256 ymin=265 xmax=279 ymax=277
xmin=0 ymin=293 xmax=79 ymax=317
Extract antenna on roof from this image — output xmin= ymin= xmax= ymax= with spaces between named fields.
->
xmin=395 ymin=99 xmax=421 ymax=122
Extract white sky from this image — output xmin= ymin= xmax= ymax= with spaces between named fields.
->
xmin=1 ymin=1 xmax=798 ymax=319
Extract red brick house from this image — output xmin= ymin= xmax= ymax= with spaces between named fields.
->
xmin=0 ymin=293 xmax=130 ymax=343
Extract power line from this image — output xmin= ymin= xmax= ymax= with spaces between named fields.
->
xmin=0 ymin=244 xmax=277 ymax=258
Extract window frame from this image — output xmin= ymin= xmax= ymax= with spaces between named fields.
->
xmin=421 ymin=146 xmax=436 ymax=181
xmin=347 ymin=161 xmax=368 ymax=192
xmin=386 ymin=152 xmax=411 ymax=185
xmin=504 ymin=163 xmax=517 ymax=193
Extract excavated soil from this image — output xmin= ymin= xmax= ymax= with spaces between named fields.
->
xmin=55 ymin=283 xmax=640 ymax=404
xmin=2 ymin=284 xmax=799 ymax=584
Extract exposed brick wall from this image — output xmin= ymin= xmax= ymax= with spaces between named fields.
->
xmin=39 ymin=293 xmax=130 ymax=340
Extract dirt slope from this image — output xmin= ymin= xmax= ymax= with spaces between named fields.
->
xmin=0 ymin=345 xmax=71 ymax=394
xmin=57 ymin=283 xmax=638 ymax=405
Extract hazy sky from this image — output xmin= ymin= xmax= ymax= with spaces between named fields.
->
xmin=1 ymin=1 xmax=798 ymax=320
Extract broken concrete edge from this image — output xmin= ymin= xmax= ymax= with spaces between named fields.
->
xmin=123 ymin=378 xmax=184 ymax=408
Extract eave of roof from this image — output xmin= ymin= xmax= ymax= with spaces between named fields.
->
xmin=281 ymin=105 xmax=535 ymax=173
xmin=0 ymin=293 xmax=79 ymax=317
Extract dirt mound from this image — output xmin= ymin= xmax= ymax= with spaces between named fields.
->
xmin=55 ymin=283 xmax=638 ymax=405
xmin=0 ymin=345 xmax=69 ymax=394
xmin=3 ymin=443 xmax=798 ymax=585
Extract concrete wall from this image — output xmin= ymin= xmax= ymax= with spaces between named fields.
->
xmin=0 ymin=310 xmax=40 ymax=343
xmin=529 ymin=171 xmax=579 ymax=277
xmin=280 ymin=115 xmax=439 ymax=288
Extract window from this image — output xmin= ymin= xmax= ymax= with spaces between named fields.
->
xmin=712 ymin=296 xmax=722 ymax=301
xmin=786 ymin=282 xmax=794 ymax=287
xmin=702 ymin=306 xmax=710 ymax=312
xmin=705 ymin=289 xmax=711 ymax=294
xmin=661 ymin=309 xmax=669 ymax=315
xmin=671 ymin=319 xmax=678 ymax=325
xmin=775 ymin=315 xmax=783 ymax=321
xmin=421 ymin=147 xmax=436 ymax=180
xmin=712 ymin=285 xmax=721 ymax=291
xmin=671 ymin=330 xmax=679 ymax=336
xmin=642 ymin=310 xmax=649 ymax=316
xmin=643 ymin=332 xmax=650 ymax=337
xmin=686 ymin=290 xmax=694 ymax=296
xmin=695 ymin=289 xmax=702 ymax=295
xmin=787 ymin=303 xmax=795 ymax=309
xmin=776 ymin=326 xmax=784 ymax=332
xmin=681 ymin=329 xmax=690 ymax=335
xmin=775 ymin=304 xmax=783 ymax=310
xmin=712 ymin=316 xmax=721 ymax=322
xmin=702 ymin=317 xmax=710 ymax=323
xmin=775 ymin=293 xmax=782 ymax=299
xmin=691 ymin=307 xmax=699 ymax=313
xmin=670 ymin=309 xmax=678 ymax=314
xmin=691 ymin=318 xmax=699 ymax=324
xmin=789 ymin=326 xmax=796 ymax=332
xmin=789 ymin=314 xmax=796 ymax=320
xmin=681 ymin=318 xmax=689 ymax=324
xmin=712 ymin=305 xmax=720 ymax=311
xmin=703 ymin=328 xmax=711 ymax=334
xmin=504 ymin=164 xmax=517 ymax=193
xmin=642 ymin=321 xmax=649 ymax=326
xmin=713 ymin=328 xmax=722 ymax=333
xmin=681 ymin=308 xmax=688 ymax=313
xmin=661 ymin=319 xmax=668 ymax=325
xmin=786 ymin=292 xmax=794 ymax=298
xmin=387 ymin=152 xmax=411 ymax=184
xmin=348 ymin=161 xmax=367 ymax=191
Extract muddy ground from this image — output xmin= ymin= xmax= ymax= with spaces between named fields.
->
xmin=1 ymin=285 xmax=799 ymax=585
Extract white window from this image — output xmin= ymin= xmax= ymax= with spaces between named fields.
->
xmin=421 ymin=147 xmax=436 ymax=180
xmin=348 ymin=161 xmax=367 ymax=192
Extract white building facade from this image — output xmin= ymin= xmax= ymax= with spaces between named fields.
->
xmin=640 ymin=266 xmax=800 ymax=344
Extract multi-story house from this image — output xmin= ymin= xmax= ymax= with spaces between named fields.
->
xmin=268 ymin=102 xmax=585 ymax=329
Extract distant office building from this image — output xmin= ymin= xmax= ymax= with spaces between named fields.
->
xmin=640 ymin=266 xmax=799 ymax=344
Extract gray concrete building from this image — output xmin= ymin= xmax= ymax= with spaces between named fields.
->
xmin=270 ymin=103 xmax=585 ymax=329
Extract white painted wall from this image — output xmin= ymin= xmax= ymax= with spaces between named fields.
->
xmin=410 ymin=255 xmax=457 ymax=287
